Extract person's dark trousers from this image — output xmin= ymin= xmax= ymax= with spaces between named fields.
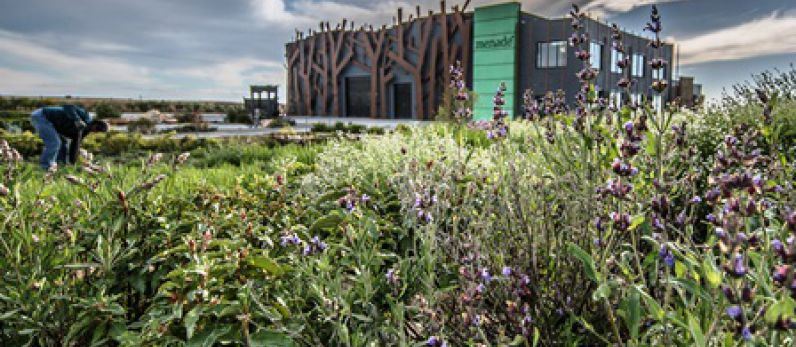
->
xmin=30 ymin=108 xmax=68 ymax=170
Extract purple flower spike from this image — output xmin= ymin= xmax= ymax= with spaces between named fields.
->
xmin=726 ymin=306 xmax=742 ymax=321
xmin=623 ymin=121 xmax=634 ymax=133
xmin=706 ymin=213 xmax=717 ymax=224
xmin=664 ymin=253 xmax=674 ymax=268
xmin=481 ymin=268 xmax=492 ymax=283
xmin=733 ymin=254 xmax=747 ymax=277
xmin=742 ymin=326 xmax=753 ymax=341
xmin=773 ymin=239 xmax=784 ymax=253
xmin=502 ymin=266 xmax=512 ymax=276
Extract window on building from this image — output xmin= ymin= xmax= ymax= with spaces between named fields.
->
xmin=610 ymin=90 xmax=623 ymax=108
xmin=652 ymin=66 xmax=666 ymax=80
xmin=537 ymin=41 xmax=567 ymax=68
xmin=632 ymin=54 xmax=645 ymax=77
xmin=590 ymin=42 xmax=602 ymax=70
xmin=611 ymin=49 xmax=625 ymax=74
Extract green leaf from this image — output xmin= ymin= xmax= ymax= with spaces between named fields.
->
xmin=187 ymin=326 xmax=231 ymax=347
xmin=184 ymin=306 xmax=201 ymax=339
xmin=687 ymin=313 xmax=706 ymax=347
xmin=567 ymin=242 xmax=600 ymax=282
xmin=592 ymin=281 xmax=612 ymax=302
xmin=249 ymin=330 xmax=297 ymax=347
xmin=248 ymin=256 xmax=289 ymax=277
xmin=634 ymin=285 xmax=664 ymax=321
xmin=625 ymin=290 xmax=641 ymax=341
xmin=628 ymin=215 xmax=646 ymax=231
xmin=702 ymin=258 xmax=721 ymax=289
xmin=508 ymin=334 xmax=526 ymax=346
xmin=309 ymin=213 xmax=344 ymax=233
xmin=765 ymin=296 xmax=796 ymax=324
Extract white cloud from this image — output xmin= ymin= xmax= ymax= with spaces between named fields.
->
xmin=0 ymin=29 xmax=152 ymax=88
xmin=78 ymin=40 xmax=139 ymax=53
xmin=175 ymin=58 xmax=285 ymax=99
xmin=582 ymin=0 xmax=683 ymax=16
xmin=677 ymin=11 xmax=796 ymax=65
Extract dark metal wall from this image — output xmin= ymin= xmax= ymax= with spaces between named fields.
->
xmin=518 ymin=14 xmax=675 ymax=105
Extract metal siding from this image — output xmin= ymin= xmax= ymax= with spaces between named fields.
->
xmin=473 ymin=2 xmax=520 ymax=120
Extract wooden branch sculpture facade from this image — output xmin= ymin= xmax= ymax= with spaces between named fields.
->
xmin=285 ymin=1 xmax=473 ymax=119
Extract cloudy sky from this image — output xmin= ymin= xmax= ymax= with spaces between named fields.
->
xmin=0 ymin=0 xmax=794 ymax=102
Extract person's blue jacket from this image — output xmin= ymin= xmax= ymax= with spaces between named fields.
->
xmin=41 ymin=105 xmax=93 ymax=163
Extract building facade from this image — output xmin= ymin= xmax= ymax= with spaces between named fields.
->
xmin=285 ymin=1 xmax=678 ymax=120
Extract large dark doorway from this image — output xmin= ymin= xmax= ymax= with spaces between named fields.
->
xmin=393 ymin=83 xmax=412 ymax=119
xmin=345 ymin=77 xmax=371 ymax=118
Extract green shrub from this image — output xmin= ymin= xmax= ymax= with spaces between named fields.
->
xmin=267 ymin=117 xmax=297 ymax=128
xmin=127 ymin=118 xmax=157 ymax=134
xmin=225 ymin=108 xmax=251 ymax=123
xmin=311 ymin=123 xmax=332 ymax=132
xmin=94 ymin=103 xmax=121 ymax=119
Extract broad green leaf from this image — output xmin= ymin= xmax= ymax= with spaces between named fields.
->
xmin=184 ymin=306 xmax=201 ymax=339
xmin=592 ymin=281 xmax=612 ymax=302
xmin=625 ymin=290 xmax=641 ymax=341
xmin=634 ymin=285 xmax=664 ymax=321
xmin=187 ymin=326 xmax=231 ymax=347
xmin=248 ymin=256 xmax=289 ymax=277
xmin=702 ymin=258 xmax=721 ymax=289
xmin=567 ymin=242 xmax=599 ymax=282
xmin=249 ymin=330 xmax=297 ymax=347
xmin=687 ymin=313 xmax=706 ymax=347
xmin=309 ymin=213 xmax=344 ymax=233
xmin=765 ymin=296 xmax=796 ymax=324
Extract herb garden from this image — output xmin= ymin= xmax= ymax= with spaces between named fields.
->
xmin=2 ymin=5 xmax=796 ymax=347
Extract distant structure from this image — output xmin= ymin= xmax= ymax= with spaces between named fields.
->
xmin=285 ymin=1 xmax=686 ymax=120
xmin=244 ymin=85 xmax=280 ymax=125
xmin=671 ymin=76 xmax=704 ymax=110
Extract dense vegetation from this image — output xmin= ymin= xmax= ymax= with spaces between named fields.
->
xmin=2 ymin=5 xmax=796 ymax=346
xmin=0 ymin=85 xmax=794 ymax=345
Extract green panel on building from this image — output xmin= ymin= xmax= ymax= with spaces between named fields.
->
xmin=472 ymin=2 xmax=520 ymax=120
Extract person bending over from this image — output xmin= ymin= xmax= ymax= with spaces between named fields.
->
xmin=30 ymin=105 xmax=109 ymax=170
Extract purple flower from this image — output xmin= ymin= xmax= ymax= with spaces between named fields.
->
xmin=690 ymin=196 xmax=702 ymax=204
xmin=471 ymin=314 xmax=481 ymax=326
xmin=361 ymin=194 xmax=370 ymax=203
xmin=623 ymin=121 xmax=634 ymax=134
xmin=736 ymin=233 xmax=748 ymax=243
xmin=386 ymin=268 xmax=398 ymax=284
xmin=522 ymin=275 xmax=531 ymax=286
xmin=659 ymin=245 xmax=674 ymax=267
xmin=480 ymin=268 xmax=492 ymax=283
xmin=742 ymin=326 xmax=752 ymax=341
xmin=726 ymin=306 xmax=742 ymax=321
xmin=732 ymin=254 xmax=747 ymax=277
xmin=502 ymin=266 xmax=512 ymax=276
xmin=773 ymin=239 xmax=784 ymax=253
xmin=303 ymin=245 xmax=312 ymax=256
xmin=715 ymin=227 xmax=727 ymax=239
xmin=427 ymin=336 xmax=439 ymax=346
xmin=476 ymin=283 xmax=486 ymax=293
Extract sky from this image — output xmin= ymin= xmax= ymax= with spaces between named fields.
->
xmin=0 ymin=0 xmax=794 ymax=102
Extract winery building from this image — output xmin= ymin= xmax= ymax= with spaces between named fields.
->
xmin=285 ymin=1 xmax=683 ymax=120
